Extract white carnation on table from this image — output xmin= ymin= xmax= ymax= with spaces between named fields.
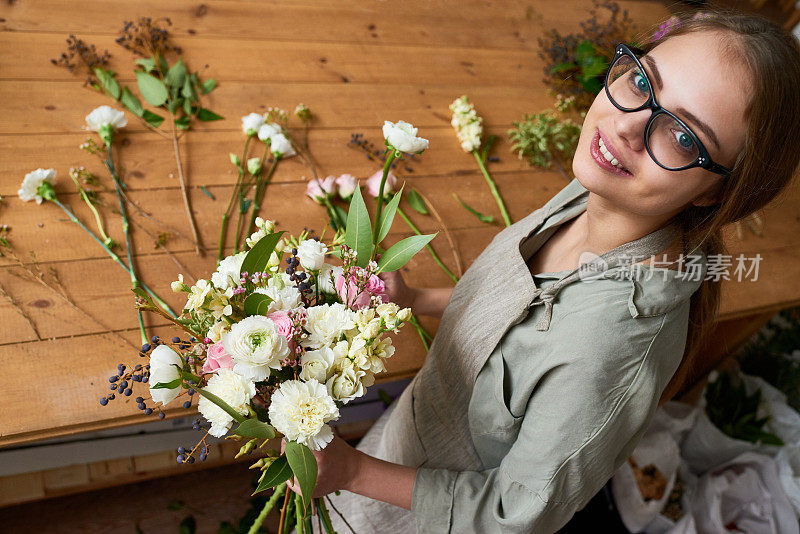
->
xmin=222 ymin=315 xmax=290 ymax=382
xmin=198 ymin=368 xmax=257 ymax=438
xmin=85 ymin=105 xmax=127 ymax=132
xmin=268 ymin=379 xmax=339 ymax=451
xmin=382 ymin=120 xmax=429 ymax=154
xmin=296 ymin=239 xmax=327 ymax=271
xmin=303 ymin=303 xmax=357 ymax=349
xmin=211 ymin=251 xmax=246 ymax=289
xmin=242 ymin=113 xmax=266 ymax=136
xmin=299 ymin=346 xmax=335 ymax=383
xmin=149 ymin=345 xmax=183 ymax=406
xmin=18 ymin=168 xmax=56 ymax=204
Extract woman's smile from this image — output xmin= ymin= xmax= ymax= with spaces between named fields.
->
xmin=590 ymin=129 xmax=633 ymax=177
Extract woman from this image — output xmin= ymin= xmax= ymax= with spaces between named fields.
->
xmin=289 ymin=10 xmax=800 ymax=533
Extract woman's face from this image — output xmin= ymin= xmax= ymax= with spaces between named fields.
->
xmin=572 ymin=31 xmax=751 ymax=219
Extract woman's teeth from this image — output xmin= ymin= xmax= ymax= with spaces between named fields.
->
xmin=598 ymin=137 xmax=627 ymax=171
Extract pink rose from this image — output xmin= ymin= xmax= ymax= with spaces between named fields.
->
xmin=335 ymin=174 xmax=359 ymax=199
xmin=267 ymin=311 xmax=295 ymax=340
xmin=365 ymin=168 xmax=397 ymax=199
xmin=334 ymin=266 xmax=388 ymax=309
xmin=202 ymin=342 xmax=234 ymax=374
xmin=305 ymin=176 xmax=337 ymax=204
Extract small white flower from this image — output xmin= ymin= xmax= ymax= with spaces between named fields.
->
xmin=212 ymin=252 xmax=246 ymax=290
xmin=335 ymin=174 xmax=359 ymax=199
xmin=170 ymin=273 xmax=187 ymax=293
xmin=362 ymin=317 xmax=383 ymax=340
xmin=303 ymin=303 xmax=357 ymax=349
xmin=254 ymin=275 xmax=302 ymax=313
xmin=242 ymin=113 xmax=266 ymax=136
xmin=397 ymin=307 xmax=412 ymax=322
xmin=257 ymin=122 xmax=282 ymax=142
xmin=222 ymin=315 xmax=290 ymax=381
xmin=382 ymin=120 xmax=429 ymax=154
xmin=198 ymin=368 xmax=257 ymax=438
xmin=247 ymin=157 xmax=262 ymax=175
xmin=376 ymin=302 xmax=400 ymax=323
xmin=149 ymin=345 xmax=183 ymax=406
xmin=268 ymin=379 xmax=339 ymax=450
xmin=296 ymin=239 xmax=327 ymax=271
xmin=449 ymin=95 xmax=483 ymax=153
xmin=269 ymin=133 xmax=296 ymax=158
xmin=299 ymin=346 xmax=335 ymax=382
xmin=206 ymin=320 xmax=229 ymax=343
xmin=85 ymin=105 xmax=127 ymax=131
xmin=18 ymin=168 xmax=56 ymax=204
xmin=185 ymin=279 xmax=212 ymax=311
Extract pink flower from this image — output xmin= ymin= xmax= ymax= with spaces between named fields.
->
xmin=202 ymin=342 xmax=234 ymax=374
xmin=267 ymin=311 xmax=295 ymax=340
xmin=305 ymin=176 xmax=337 ymax=204
xmin=365 ymin=168 xmax=397 ymax=199
xmin=335 ymin=174 xmax=359 ymax=199
xmin=334 ymin=266 xmax=388 ymax=309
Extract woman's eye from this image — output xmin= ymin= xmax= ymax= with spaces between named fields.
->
xmin=671 ymin=129 xmax=695 ymax=151
xmin=631 ymin=70 xmax=650 ymax=95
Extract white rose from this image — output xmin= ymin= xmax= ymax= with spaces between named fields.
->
xmin=198 ymin=368 xmax=256 ymax=438
xmin=270 ymin=133 xmax=296 ymax=158
xmin=257 ymin=122 xmax=281 ymax=142
xmin=299 ymin=346 xmax=335 ymax=382
xmin=255 ymin=276 xmax=302 ymax=313
xmin=85 ymin=105 xmax=127 ymax=140
xmin=212 ymin=252 xmax=246 ymax=289
xmin=268 ymin=379 xmax=339 ymax=451
xmin=326 ymin=368 xmax=366 ymax=404
xmin=317 ymin=264 xmax=342 ymax=295
xmin=222 ymin=315 xmax=290 ymax=381
xmin=242 ymin=113 xmax=266 ymax=136
xmin=185 ymin=279 xmax=212 ymax=311
xmin=149 ymin=345 xmax=183 ymax=406
xmin=303 ymin=303 xmax=357 ymax=349
xmin=382 ymin=120 xmax=429 ymax=154
xmin=296 ymin=239 xmax=327 ymax=271
xmin=18 ymin=168 xmax=56 ymax=204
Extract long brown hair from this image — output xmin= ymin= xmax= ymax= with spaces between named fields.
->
xmin=642 ymin=10 xmax=800 ymax=403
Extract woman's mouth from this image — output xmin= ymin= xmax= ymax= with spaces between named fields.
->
xmin=590 ymin=129 xmax=632 ymax=177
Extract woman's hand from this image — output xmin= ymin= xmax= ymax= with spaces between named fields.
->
xmin=282 ymin=436 xmax=361 ymax=498
xmin=377 ymin=270 xmax=416 ymax=309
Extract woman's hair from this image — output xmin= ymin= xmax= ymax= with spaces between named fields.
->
xmin=644 ymin=9 xmax=800 ymax=403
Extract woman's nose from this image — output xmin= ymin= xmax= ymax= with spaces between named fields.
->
xmin=614 ymin=109 xmax=651 ymax=153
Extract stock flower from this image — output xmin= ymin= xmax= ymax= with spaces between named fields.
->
xmin=269 ymin=133 xmax=296 ymax=158
xmin=376 ymin=302 xmax=400 ymax=326
xmin=246 ymin=217 xmax=276 ymax=248
xmin=171 ymin=273 xmax=189 ymax=293
xmin=296 ymin=239 xmax=327 ymax=271
xmin=198 ymin=368 xmax=257 ymax=438
xmin=202 ymin=342 xmax=235 ymax=374
xmin=206 ymin=320 xmax=229 ymax=344
xmin=334 ymin=266 xmax=388 ymax=309
xmin=449 ymin=95 xmax=483 ymax=152
xmin=85 ymin=105 xmax=127 ymax=145
xmin=18 ymin=168 xmax=56 ymax=204
xmin=305 ymin=176 xmax=337 ymax=204
xmin=241 ymin=113 xmax=265 ymax=136
xmin=257 ymin=122 xmax=281 ymax=142
xmin=299 ymin=346 xmax=335 ymax=382
xmin=211 ymin=252 xmax=246 ymax=290
xmin=223 ymin=315 xmax=290 ymax=381
xmin=365 ymin=168 xmax=398 ymax=199
xmin=268 ymin=379 xmax=339 ymax=450
xmin=335 ymin=174 xmax=359 ymax=200
xmin=185 ymin=279 xmax=212 ymax=311
xmin=149 ymin=345 xmax=183 ymax=406
xmin=382 ymin=120 xmax=429 ymax=154
xmin=303 ymin=303 xmax=357 ymax=349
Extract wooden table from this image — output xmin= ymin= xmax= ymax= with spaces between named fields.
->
xmin=1 ymin=0 xmax=798 ymax=449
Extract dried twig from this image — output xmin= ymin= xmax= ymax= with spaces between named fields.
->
xmin=0 ymin=280 xmax=42 ymax=340
xmin=417 ymin=190 xmax=463 ymax=278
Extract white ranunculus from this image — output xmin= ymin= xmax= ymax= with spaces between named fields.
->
xmin=326 ymin=367 xmax=366 ymax=404
xmin=299 ymin=346 xmax=335 ymax=382
xmin=270 ymin=133 xmax=296 ymax=158
xmin=149 ymin=345 xmax=183 ymax=406
xmin=18 ymin=168 xmax=56 ymax=204
xmin=303 ymin=303 xmax=357 ymax=349
xmin=317 ymin=264 xmax=342 ymax=294
xmin=257 ymin=122 xmax=282 ymax=142
xmin=185 ymin=279 xmax=212 ymax=311
xmin=222 ymin=315 xmax=290 ymax=382
xmin=242 ymin=113 xmax=266 ymax=136
xmin=296 ymin=239 xmax=327 ymax=271
xmin=212 ymin=252 xmax=246 ymax=289
xmin=268 ymin=379 xmax=339 ymax=450
xmin=198 ymin=368 xmax=256 ymax=437
xmin=85 ymin=105 xmax=127 ymax=134
xmin=335 ymin=174 xmax=358 ymax=199
xmin=382 ymin=120 xmax=429 ymax=154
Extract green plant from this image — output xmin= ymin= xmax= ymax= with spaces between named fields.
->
xmin=508 ymin=101 xmax=582 ymax=178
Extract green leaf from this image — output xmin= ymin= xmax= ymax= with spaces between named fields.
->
xmin=142 ymin=109 xmax=165 ymax=128
xmin=195 ymin=388 xmax=246 ymax=423
xmin=285 ymin=441 xmax=317 ymax=514
xmin=135 ymin=57 xmax=156 ymax=73
xmin=201 ymin=78 xmax=217 ymax=94
xmin=239 ymin=197 xmax=252 ymax=214
xmin=165 ymin=58 xmax=187 ymax=90
xmin=243 ymin=293 xmax=273 ymax=317
xmin=481 ymin=134 xmax=497 ymax=162
xmin=197 ymin=107 xmax=224 ymax=121
xmin=120 ymin=87 xmax=144 ymax=117
xmin=376 ymin=184 xmax=404 ymax=244
xmin=334 ymin=206 xmax=348 ymax=230
xmin=254 ymin=455 xmax=293 ymax=494
xmin=175 ymin=115 xmax=191 ymax=130
xmin=344 ymin=186 xmax=373 ymax=268
xmin=135 ymin=71 xmax=168 ymax=107
xmin=454 ymin=194 xmax=495 ymax=224
xmin=377 ymin=233 xmax=437 ymax=272
xmin=94 ymin=67 xmax=120 ymax=99
xmin=151 ymin=377 xmax=182 ymax=389
xmin=183 ymin=97 xmax=193 ymax=115
xmin=181 ymin=77 xmax=197 ymax=102
xmin=234 ymin=418 xmax=275 ymax=439
xmin=241 ymin=231 xmax=285 ymax=276
xmin=406 ymin=188 xmax=428 ymax=215
xmin=158 ymin=55 xmax=169 ymax=75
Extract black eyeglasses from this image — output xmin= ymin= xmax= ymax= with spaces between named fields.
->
xmin=604 ymin=43 xmax=732 ymax=178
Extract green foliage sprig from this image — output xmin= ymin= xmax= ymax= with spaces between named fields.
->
xmin=508 ymin=98 xmax=582 ymax=177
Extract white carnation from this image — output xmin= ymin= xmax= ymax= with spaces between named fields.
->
xmin=268 ymin=379 xmax=339 ymax=450
xmin=198 ymin=368 xmax=257 ymax=438
xmin=222 ymin=315 xmax=290 ymax=381
xmin=18 ymin=168 xmax=56 ymax=204
xmin=242 ymin=113 xmax=266 ymax=136
xmin=212 ymin=252 xmax=246 ymax=289
xmin=299 ymin=346 xmax=335 ymax=382
xmin=303 ymin=303 xmax=357 ymax=349
xmin=85 ymin=105 xmax=127 ymax=132
xmin=257 ymin=122 xmax=281 ymax=142
xmin=382 ymin=120 xmax=429 ymax=154
xmin=296 ymin=239 xmax=327 ymax=271
xmin=148 ymin=345 xmax=183 ymax=406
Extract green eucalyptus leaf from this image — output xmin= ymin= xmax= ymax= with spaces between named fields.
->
xmin=254 ymin=455 xmax=293 ymax=494
xmin=165 ymin=58 xmax=187 ymax=90
xmin=234 ymin=418 xmax=275 ymax=439
xmin=376 ymin=184 xmax=404 ymax=244
xmin=201 ymin=78 xmax=217 ymax=94
xmin=243 ymin=293 xmax=273 ymax=317
xmin=175 ymin=115 xmax=191 ymax=130
xmin=142 ymin=109 xmax=165 ymax=128
xmin=406 ymin=188 xmax=428 ymax=215
xmin=135 ymin=57 xmax=156 ymax=73
xmin=285 ymin=441 xmax=317 ymax=514
xmin=241 ymin=231 xmax=285 ymax=276
xmin=120 ymin=87 xmax=144 ymax=117
xmin=196 ymin=108 xmax=224 ymax=121
xmin=136 ymin=71 xmax=168 ymax=107
xmin=377 ymin=233 xmax=437 ymax=272
xmin=344 ymin=186 xmax=372 ymax=268
xmin=151 ymin=377 xmax=182 ymax=389
xmin=94 ymin=67 xmax=120 ymax=99
xmin=454 ymin=194 xmax=495 ymax=224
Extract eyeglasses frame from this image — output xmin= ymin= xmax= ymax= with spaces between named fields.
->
xmin=604 ymin=43 xmax=732 ymax=178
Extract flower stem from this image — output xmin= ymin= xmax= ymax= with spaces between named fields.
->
xmin=69 ymin=173 xmax=114 ymax=247
xmin=315 ymin=499 xmax=335 ymax=533
xmin=396 ymin=207 xmax=458 ymax=283
xmin=246 ymin=155 xmax=281 ymax=238
xmin=170 ymin=116 xmax=204 ymax=255
xmin=218 ymin=136 xmax=253 ymax=262
xmin=371 ymin=150 xmax=397 ymax=255
xmin=323 ymin=197 xmax=346 ymax=231
xmin=247 ymin=483 xmax=286 ymax=534
xmin=473 ymin=150 xmax=511 ymax=226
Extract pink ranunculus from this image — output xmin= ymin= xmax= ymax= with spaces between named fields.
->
xmin=334 ymin=267 xmax=388 ymax=309
xmin=365 ymin=168 xmax=398 ymax=199
xmin=202 ymin=342 xmax=234 ymax=374
xmin=267 ymin=311 xmax=295 ymax=340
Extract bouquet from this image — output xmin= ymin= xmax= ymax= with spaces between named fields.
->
xmin=100 ymin=120 xmax=435 ymax=532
